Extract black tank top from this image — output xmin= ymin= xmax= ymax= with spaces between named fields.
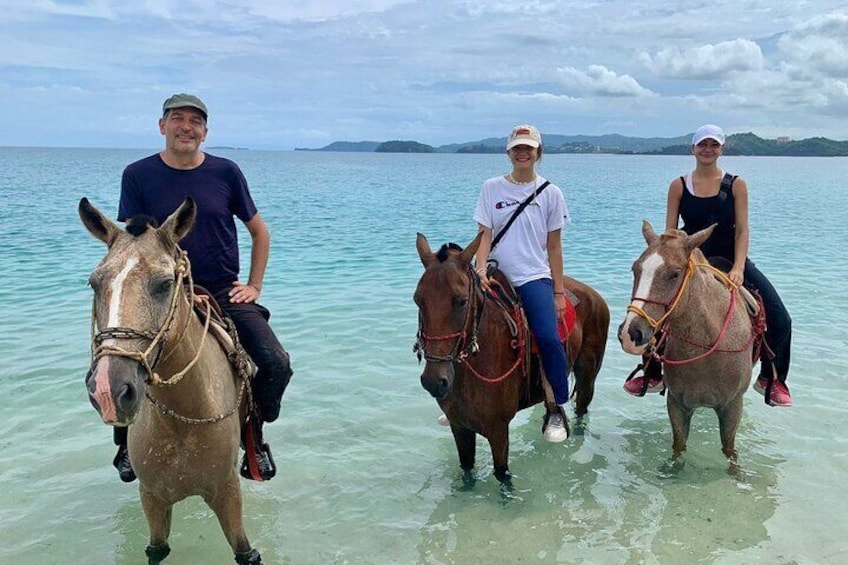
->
xmin=679 ymin=173 xmax=737 ymax=262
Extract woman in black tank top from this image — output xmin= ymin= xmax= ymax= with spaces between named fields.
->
xmin=624 ymin=124 xmax=793 ymax=407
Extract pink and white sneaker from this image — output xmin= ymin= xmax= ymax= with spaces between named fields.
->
xmin=754 ymin=377 xmax=792 ymax=407
xmin=623 ymin=375 xmax=664 ymax=397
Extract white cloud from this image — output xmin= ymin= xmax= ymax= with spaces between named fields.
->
xmin=778 ymin=11 xmax=848 ymax=76
xmin=641 ymin=39 xmax=763 ymax=79
xmin=556 ymin=65 xmax=656 ymax=97
xmin=2 ymin=2 xmax=848 ymax=147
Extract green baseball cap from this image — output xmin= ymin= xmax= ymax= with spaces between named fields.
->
xmin=162 ymin=93 xmax=208 ymax=119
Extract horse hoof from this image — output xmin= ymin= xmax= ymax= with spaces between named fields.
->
xmin=235 ymin=548 xmax=262 ymax=564
xmin=494 ymin=468 xmax=512 ymax=484
xmin=145 ymin=543 xmax=171 ymax=564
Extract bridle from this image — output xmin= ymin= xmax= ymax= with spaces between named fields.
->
xmin=414 ymin=266 xmax=528 ymax=384
xmin=414 ymin=265 xmax=481 ymax=364
xmin=90 ymin=249 xmax=249 ymax=424
xmin=627 ymin=254 xmax=754 ymax=365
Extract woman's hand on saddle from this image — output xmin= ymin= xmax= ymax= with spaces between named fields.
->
xmin=728 ymin=266 xmax=744 ymax=287
xmin=554 ymin=292 xmax=566 ymax=315
xmin=475 ymin=266 xmax=492 ymax=293
xmin=229 ymin=281 xmax=260 ymax=304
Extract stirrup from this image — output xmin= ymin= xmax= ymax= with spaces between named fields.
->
xmin=240 ymin=416 xmax=277 ymax=481
xmin=240 ymin=442 xmax=277 ymax=481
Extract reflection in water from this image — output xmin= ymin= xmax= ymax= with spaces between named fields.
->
xmin=417 ymin=406 xmax=782 ymax=563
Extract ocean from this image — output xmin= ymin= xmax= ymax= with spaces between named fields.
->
xmin=0 ymin=147 xmax=846 ymax=564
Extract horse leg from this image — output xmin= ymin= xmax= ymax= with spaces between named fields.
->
xmin=487 ymin=424 xmax=511 ymax=483
xmin=140 ymin=487 xmax=172 ymax=564
xmin=667 ymin=397 xmax=693 ymax=459
xmin=204 ymin=476 xmax=260 ymax=564
xmin=717 ymin=396 xmax=744 ymax=464
xmin=450 ymin=425 xmax=477 ymax=476
xmin=572 ymin=349 xmax=601 ymax=417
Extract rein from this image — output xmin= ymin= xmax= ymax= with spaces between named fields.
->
xmin=90 ymin=249 xmax=251 ymax=424
xmin=628 ymin=256 xmax=754 ymax=366
xmin=414 ymin=266 xmax=527 ymax=384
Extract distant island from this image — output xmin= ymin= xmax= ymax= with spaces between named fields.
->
xmin=295 ymin=132 xmax=848 ymax=156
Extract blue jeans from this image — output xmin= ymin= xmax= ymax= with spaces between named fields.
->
xmin=516 ymin=278 xmax=570 ymax=405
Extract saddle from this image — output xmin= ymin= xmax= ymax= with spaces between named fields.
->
xmin=485 ymin=271 xmax=578 ymax=353
xmin=192 ymin=286 xmax=275 ymax=481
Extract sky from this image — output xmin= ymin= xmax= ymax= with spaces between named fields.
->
xmin=2 ymin=0 xmax=847 ymax=150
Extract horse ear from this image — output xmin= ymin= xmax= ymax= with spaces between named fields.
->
xmin=416 ymin=232 xmax=435 ymax=266
xmin=159 ymin=198 xmax=197 ymax=244
xmin=459 ymin=231 xmax=483 ymax=266
xmin=79 ymin=197 xmax=119 ymax=245
xmin=642 ymin=220 xmax=659 ymax=245
xmin=687 ymin=223 xmax=716 ymax=253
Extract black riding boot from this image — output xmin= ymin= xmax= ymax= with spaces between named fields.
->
xmin=112 ymin=426 xmax=136 ymax=483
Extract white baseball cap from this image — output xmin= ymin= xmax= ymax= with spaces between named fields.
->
xmin=506 ymin=124 xmax=542 ymax=151
xmin=692 ymin=124 xmax=725 ymax=145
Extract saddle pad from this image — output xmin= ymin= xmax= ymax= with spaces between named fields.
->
xmin=531 ymin=298 xmax=577 ymax=353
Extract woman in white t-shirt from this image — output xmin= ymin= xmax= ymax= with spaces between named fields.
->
xmin=472 ymin=124 xmax=572 ymax=442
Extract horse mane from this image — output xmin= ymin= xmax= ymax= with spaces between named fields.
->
xmin=125 ymin=214 xmax=160 ymax=237
xmin=659 ymin=228 xmax=687 ymax=243
xmin=436 ymin=242 xmax=463 ymax=262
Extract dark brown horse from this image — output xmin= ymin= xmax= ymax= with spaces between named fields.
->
xmin=414 ymin=232 xmax=610 ymax=482
xmin=618 ymin=222 xmax=761 ymax=464
xmin=79 ymin=198 xmax=261 ymax=565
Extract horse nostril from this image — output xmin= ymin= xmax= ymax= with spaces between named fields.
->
xmin=115 ymin=382 xmax=138 ymax=412
xmin=630 ymin=326 xmax=644 ymax=346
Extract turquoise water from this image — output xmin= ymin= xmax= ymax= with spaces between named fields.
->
xmin=1 ymin=147 xmax=846 ymax=564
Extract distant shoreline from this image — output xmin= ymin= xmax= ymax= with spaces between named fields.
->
xmin=295 ymin=133 xmax=848 ymax=157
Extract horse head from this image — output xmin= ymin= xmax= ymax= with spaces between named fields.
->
xmin=618 ymin=220 xmax=715 ymax=354
xmin=79 ymin=197 xmax=196 ymax=425
xmin=413 ymin=232 xmax=482 ymax=399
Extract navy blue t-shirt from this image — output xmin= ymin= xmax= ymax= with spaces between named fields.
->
xmin=118 ymin=153 xmax=258 ymax=285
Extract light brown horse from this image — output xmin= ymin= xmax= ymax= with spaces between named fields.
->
xmin=79 ymin=198 xmax=261 ymax=565
xmin=618 ymin=221 xmax=762 ymax=464
xmin=414 ymin=232 xmax=610 ymax=482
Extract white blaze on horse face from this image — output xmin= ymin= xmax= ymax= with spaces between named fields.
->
xmin=90 ymin=255 xmax=139 ymax=423
xmin=620 ymin=251 xmax=664 ymax=351
xmin=107 ymin=256 xmax=139 ymax=333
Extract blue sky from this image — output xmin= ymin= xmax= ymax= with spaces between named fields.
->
xmin=2 ymin=1 xmax=847 ymax=150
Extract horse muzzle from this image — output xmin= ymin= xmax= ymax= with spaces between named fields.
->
xmin=85 ymin=356 xmax=146 ymax=425
xmin=618 ymin=317 xmax=651 ymax=355
xmin=420 ymin=361 xmax=454 ymax=400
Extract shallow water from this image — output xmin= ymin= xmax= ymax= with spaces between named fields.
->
xmin=0 ymin=148 xmax=846 ymax=564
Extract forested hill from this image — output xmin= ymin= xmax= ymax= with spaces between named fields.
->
xmin=296 ymin=132 xmax=848 ymax=156
xmin=649 ymin=133 xmax=848 ymax=156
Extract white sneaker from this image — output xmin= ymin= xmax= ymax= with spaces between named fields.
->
xmin=543 ymin=409 xmax=569 ymax=443
xmin=437 ymin=413 xmax=450 ymax=426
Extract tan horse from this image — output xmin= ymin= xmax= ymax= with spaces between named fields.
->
xmin=618 ymin=222 xmax=762 ymax=464
xmin=79 ymin=198 xmax=261 ymax=565
xmin=414 ymin=232 xmax=610 ymax=482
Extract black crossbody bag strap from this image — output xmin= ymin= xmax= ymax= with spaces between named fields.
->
xmin=490 ymin=181 xmax=550 ymax=251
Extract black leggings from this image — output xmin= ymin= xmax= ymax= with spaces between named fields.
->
xmin=741 ymin=259 xmax=791 ymax=383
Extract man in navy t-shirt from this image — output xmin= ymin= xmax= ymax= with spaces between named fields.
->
xmin=113 ymin=93 xmax=292 ymax=482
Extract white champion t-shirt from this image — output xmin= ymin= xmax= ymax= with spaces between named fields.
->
xmin=473 ymin=175 xmax=570 ymax=286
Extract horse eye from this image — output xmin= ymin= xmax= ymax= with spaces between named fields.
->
xmin=151 ymin=277 xmax=174 ymax=297
xmin=454 ymin=297 xmax=468 ymax=309
xmin=667 ymin=270 xmax=681 ymax=281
